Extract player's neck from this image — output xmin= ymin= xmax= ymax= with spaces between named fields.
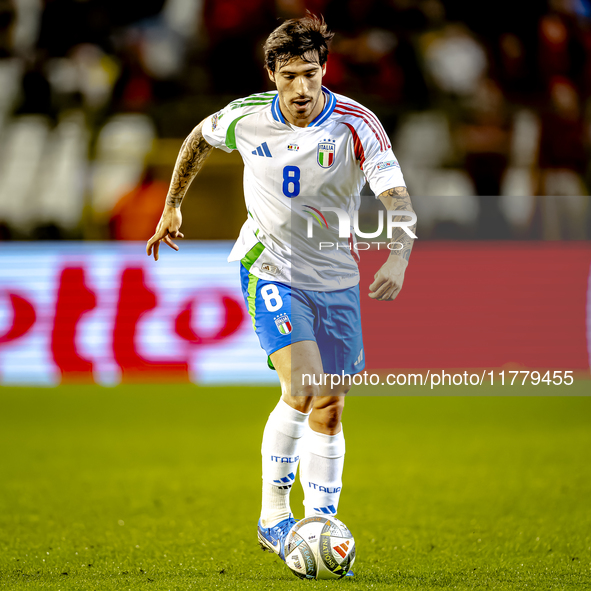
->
xmin=282 ymin=92 xmax=326 ymax=128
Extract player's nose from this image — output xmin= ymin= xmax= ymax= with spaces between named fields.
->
xmin=295 ymin=75 xmax=308 ymax=94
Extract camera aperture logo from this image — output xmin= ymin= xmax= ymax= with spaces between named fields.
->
xmin=303 ymin=206 xmax=417 ymax=252
xmin=303 ymin=205 xmax=329 ymax=230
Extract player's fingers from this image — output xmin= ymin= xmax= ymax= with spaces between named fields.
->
xmin=146 ymin=234 xmax=159 ymax=256
xmin=163 ymin=235 xmax=179 ymax=251
xmin=380 ymin=280 xmax=401 ymax=301
xmin=368 ymin=277 xmax=386 ymax=297
xmin=147 ymin=221 xmax=168 ymax=252
xmin=369 ymin=281 xmax=390 ymax=299
xmin=368 ymin=276 xmax=382 ymax=292
xmin=376 ymin=286 xmax=392 ymax=301
xmin=380 ymin=284 xmax=400 ymax=301
xmin=369 ymin=288 xmax=391 ymax=300
xmin=153 ymin=239 xmax=160 ymax=261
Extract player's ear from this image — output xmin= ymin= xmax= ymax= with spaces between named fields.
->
xmin=322 ymin=62 xmax=327 ymax=77
xmin=267 ymin=68 xmax=276 ymax=84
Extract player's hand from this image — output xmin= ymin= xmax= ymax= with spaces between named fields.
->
xmin=146 ymin=206 xmax=184 ymax=261
xmin=368 ymin=256 xmax=408 ymax=301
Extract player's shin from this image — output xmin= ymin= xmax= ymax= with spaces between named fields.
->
xmin=299 ymin=426 xmax=345 ymax=518
xmin=260 ymin=399 xmax=310 ymax=527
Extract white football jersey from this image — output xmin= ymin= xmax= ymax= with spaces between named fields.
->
xmin=202 ymin=86 xmax=405 ymax=291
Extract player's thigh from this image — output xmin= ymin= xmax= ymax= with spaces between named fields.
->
xmin=314 ymin=285 xmax=365 ymax=376
xmin=240 ymin=265 xmax=292 ymax=363
xmin=240 ymin=266 xmax=322 ymax=412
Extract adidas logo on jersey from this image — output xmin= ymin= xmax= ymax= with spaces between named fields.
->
xmin=252 ymin=142 xmax=272 ymax=157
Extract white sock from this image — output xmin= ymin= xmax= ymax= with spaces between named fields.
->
xmin=300 ymin=426 xmax=346 ymax=518
xmin=260 ymin=399 xmax=310 ymax=527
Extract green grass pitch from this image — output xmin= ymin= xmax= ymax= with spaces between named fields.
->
xmin=1 ymin=383 xmax=590 ymax=590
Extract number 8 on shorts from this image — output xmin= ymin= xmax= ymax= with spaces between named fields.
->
xmin=261 ymin=284 xmax=284 ymax=312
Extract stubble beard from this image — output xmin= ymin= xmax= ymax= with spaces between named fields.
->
xmin=290 ymin=90 xmax=323 ymax=121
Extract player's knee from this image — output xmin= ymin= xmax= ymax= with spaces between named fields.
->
xmin=283 ymin=382 xmax=319 ymax=413
xmin=283 ymin=397 xmax=314 ymax=414
xmin=295 ymin=382 xmax=321 ymax=398
xmin=286 ymin=376 xmax=321 ymax=399
xmin=309 ymin=398 xmax=345 ymax=433
xmin=335 ymin=383 xmax=352 ymax=396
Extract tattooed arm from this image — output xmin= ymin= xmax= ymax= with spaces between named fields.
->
xmin=378 ymin=186 xmax=416 ymax=263
xmin=368 ymin=186 xmax=416 ymax=301
xmin=147 ymin=118 xmax=214 ymax=261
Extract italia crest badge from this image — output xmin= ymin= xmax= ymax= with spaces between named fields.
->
xmin=274 ymin=313 xmax=292 ymax=335
xmin=317 ymin=139 xmax=336 ymax=168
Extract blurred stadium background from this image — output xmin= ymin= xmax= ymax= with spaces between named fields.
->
xmin=1 ymin=4 xmax=590 ymax=590
xmin=0 ymin=0 xmax=590 ymax=385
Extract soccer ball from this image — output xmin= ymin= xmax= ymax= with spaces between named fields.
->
xmin=284 ymin=516 xmax=356 ymax=579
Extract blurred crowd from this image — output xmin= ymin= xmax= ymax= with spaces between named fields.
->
xmin=0 ymin=0 xmax=590 ymax=241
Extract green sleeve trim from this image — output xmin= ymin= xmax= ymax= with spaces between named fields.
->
xmin=246 ymin=274 xmax=259 ymax=331
xmin=230 ymin=99 xmax=274 ymax=110
xmin=240 ymin=241 xmax=265 ymax=271
xmin=225 ymin=113 xmax=252 ymax=150
xmin=233 ymin=98 xmax=273 ymax=105
xmin=228 ymin=92 xmax=274 ymax=107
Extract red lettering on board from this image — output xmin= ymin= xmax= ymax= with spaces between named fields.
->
xmin=113 ymin=267 xmax=189 ymax=382
xmin=175 ymin=293 xmax=245 ymax=344
xmin=0 ymin=292 xmax=36 ymax=344
xmin=51 ymin=267 xmax=96 ymax=382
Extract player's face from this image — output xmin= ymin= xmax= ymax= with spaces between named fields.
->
xmin=268 ymin=57 xmax=326 ymax=128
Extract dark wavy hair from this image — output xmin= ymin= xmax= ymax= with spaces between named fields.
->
xmin=263 ymin=13 xmax=334 ymax=72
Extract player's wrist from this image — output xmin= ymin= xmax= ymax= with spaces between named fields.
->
xmin=387 ymin=253 xmax=409 ymax=269
xmin=164 ymin=199 xmax=182 ymax=210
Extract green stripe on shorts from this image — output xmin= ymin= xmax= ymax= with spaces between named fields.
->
xmin=241 ymin=241 xmax=265 ymax=271
xmin=246 ymin=274 xmax=259 ymax=330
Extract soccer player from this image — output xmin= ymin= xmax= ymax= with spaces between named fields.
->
xmin=147 ymin=14 xmax=415 ymax=570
